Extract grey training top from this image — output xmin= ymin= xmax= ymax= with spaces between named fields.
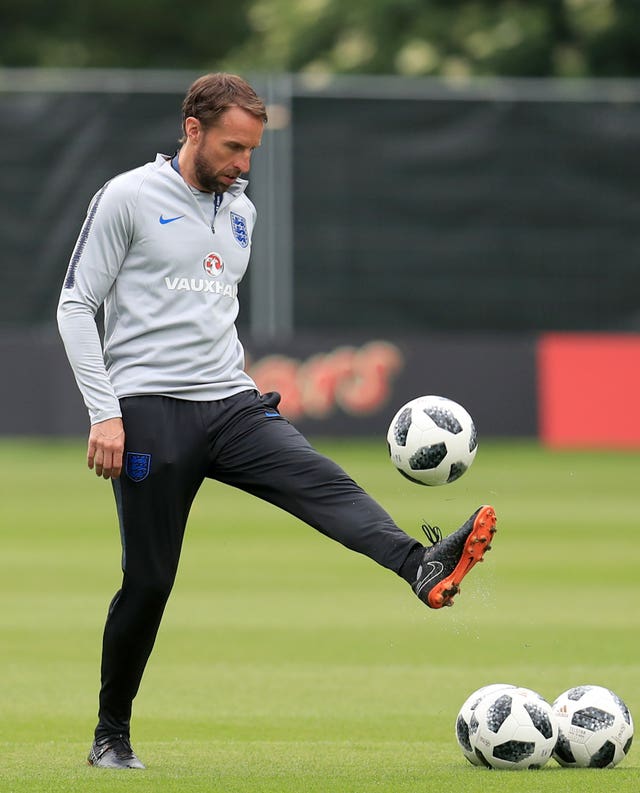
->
xmin=57 ymin=154 xmax=257 ymax=424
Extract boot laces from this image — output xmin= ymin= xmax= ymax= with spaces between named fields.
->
xmin=111 ymin=736 xmax=135 ymax=760
xmin=96 ymin=734 xmax=135 ymax=760
xmin=421 ymin=521 xmax=442 ymax=546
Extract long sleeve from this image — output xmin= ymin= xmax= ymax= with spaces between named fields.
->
xmin=57 ymin=178 xmax=134 ymax=424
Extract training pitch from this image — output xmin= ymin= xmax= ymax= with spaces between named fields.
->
xmin=1 ymin=437 xmax=639 ymax=792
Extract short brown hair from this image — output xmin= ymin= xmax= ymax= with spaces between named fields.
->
xmin=180 ymin=73 xmax=268 ymax=142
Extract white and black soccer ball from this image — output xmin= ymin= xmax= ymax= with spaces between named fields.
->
xmin=386 ymin=395 xmax=478 ymax=486
xmin=456 ymin=684 xmax=517 ymax=765
xmin=469 ymin=686 xmax=558 ymax=770
xmin=552 ymin=685 xmax=634 ymax=768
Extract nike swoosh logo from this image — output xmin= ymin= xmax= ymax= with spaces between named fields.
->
xmin=159 ymin=214 xmax=184 ymax=225
xmin=415 ymin=560 xmax=444 ymax=596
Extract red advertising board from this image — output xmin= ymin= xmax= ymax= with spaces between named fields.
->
xmin=538 ymin=334 xmax=640 ymax=448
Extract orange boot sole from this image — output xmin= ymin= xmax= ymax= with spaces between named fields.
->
xmin=427 ymin=505 xmax=497 ymax=609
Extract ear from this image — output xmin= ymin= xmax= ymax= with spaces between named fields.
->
xmin=183 ymin=116 xmax=202 ymax=142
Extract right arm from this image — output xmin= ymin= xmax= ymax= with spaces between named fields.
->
xmin=57 ymin=178 xmax=134 ymax=478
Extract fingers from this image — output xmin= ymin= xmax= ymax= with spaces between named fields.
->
xmin=87 ymin=418 xmax=125 ymax=479
xmin=92 ymin=444 xmax=124 ymax=479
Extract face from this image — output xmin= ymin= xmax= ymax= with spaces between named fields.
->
xmin=186 ymin=106 xmax=264 ymax=193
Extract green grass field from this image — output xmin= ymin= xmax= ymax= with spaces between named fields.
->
xmin=1 ymin=437 xmax=639 ymax=792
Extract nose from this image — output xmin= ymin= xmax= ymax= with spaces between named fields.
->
xmin=236 ymin=149 xmax=252 ymax=174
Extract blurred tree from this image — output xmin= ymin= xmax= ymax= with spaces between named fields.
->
xmin=0 ymin=0 xmax=252 ymax=68
xmin=222 ymin=0 xmax=640 ymax=78
xmin=1 ymin=0 xmax=640 ymax=76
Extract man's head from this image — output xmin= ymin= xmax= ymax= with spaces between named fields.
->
xmin=179 ymin=73 xmax=268 ymax=193
xmin=181 ymin=73 xmax=268 ymax=139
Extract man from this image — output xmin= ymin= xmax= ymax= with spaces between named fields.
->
xmin=57 ymin=73 xmax=497 ymax=770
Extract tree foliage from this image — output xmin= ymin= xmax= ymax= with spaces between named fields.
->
xmin=2 ymin=0 xmax=640 ymax=76
xmin=0 ymin=0 xmax=252 ymax=68
xmin=223 ymin=0 xmax=640 ymax=77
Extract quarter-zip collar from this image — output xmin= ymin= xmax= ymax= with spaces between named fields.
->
xmin=158 ymin=152 xmax=248 ymax=233
xmin=161 ymin=151 xmax=249 ymax=203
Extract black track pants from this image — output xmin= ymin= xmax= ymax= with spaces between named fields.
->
xmin=96 ymin=391 xmax=418 ymax=737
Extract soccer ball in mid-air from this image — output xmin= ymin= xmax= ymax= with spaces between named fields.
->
xmin=552 ymin=685 xmax=634 ymax=768
xmin=456 ymin=684 xmax=517 ymax=765
xmin=386 ymin=395 xmax=477 ymax=486
xmin=469 ymin=687 xmax=558 ymax=770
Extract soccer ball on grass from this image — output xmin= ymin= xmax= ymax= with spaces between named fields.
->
xmin=552 ymin=685 xmax=634 ymax=768
xmin=386 ymin=395 xmax=477 ymax=486
xmin=468 ymin=686 xmax=558 ymax=770
xmin=456 ymin=684 xmax=517 ymax=765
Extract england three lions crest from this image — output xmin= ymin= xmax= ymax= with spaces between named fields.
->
xmin=230 ymin=212 xmax=249 ymax=248
xmin=125 ymin=452 xmax=151 ymax=482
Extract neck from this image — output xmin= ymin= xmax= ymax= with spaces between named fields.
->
xmin=176 ymin=146 xmax=207 ymax=192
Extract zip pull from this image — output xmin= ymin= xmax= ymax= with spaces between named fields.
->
xmin=211 ymin=193 xmax=223 ymax=233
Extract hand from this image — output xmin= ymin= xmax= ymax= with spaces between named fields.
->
xmin=87 ymin=417 xmax=125 ymax=479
